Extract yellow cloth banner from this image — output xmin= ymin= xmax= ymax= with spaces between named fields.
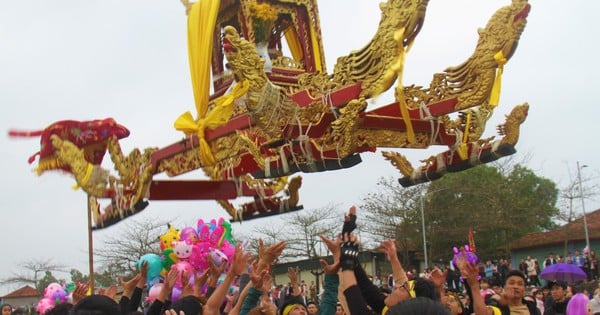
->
xmin=284 ymin=27 xmax=303 ymax=62
xmin=176 ymin=0 xmax=221 ymax=165
xmin=391 ymin=28 xmax=415 ymax=143
xmin=309 ymin=24 xmax=323 ymax=72
xmin=456 ymin=112 xmax=472 ymax=160
xmin=488 ymin=51 xmax=507 ymax=107
xmin=175 ymin=80 xmax=249 ymax=165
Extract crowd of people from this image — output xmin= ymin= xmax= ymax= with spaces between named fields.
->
xmin=3 ymin=207 xmax=600 ymax=315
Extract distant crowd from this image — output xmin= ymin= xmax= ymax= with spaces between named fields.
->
xmin=2 ymin=206 xmax=599 ymax=315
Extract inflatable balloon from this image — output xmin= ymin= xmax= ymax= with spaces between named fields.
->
xmin=36 ymin=297 xmax=55 ymax=314
xmin=171 ymin=261 xmax=194 ymax=287
xmin=162 ymin=248 xmax=179 ymax=271
xmin=172 ymin=240 xmax=194 ymax=260
xmin=160 ymin=224 xmax=181 ymax=251
xmin=44 ymin=283 xmax=63 ymax=299
xmin=146 ymin=283 xmax=163 ymax=302
xmin=138 ymin=253 xmax=163 ymax=280
xmin=180 ymin=227 xmax=199 ymax=244
xmin=451 ymin=245 xmax=478 ymax=269
xmin=171 ymin=285 xmax=182 ymax=302
xmin=209 ymin=248 xmax=229 ymax=269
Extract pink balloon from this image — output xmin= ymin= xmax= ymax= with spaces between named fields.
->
xmin=171 ymin=261 xmax=194 ymax=286
xmin=36 ymin=297 xmax=55 ymax=314
xmin=146 ymin=283 xmax=163 ymax=302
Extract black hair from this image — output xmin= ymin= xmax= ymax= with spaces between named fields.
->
xmin=504 ymin=270 xmax=527 ymax=285
xmin=46 ymin=303 xmax=73 ymax=315
xmin=387 ymin=297 xmax=450 ymax=315
xmin=413 ymin=278 xmax=439 ymax=301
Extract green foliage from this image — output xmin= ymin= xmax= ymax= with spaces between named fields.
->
xmin=426 ymin=165 xmax=559 ymax=261
xmin=37 ymin=271 xmax=59 ymax=292
xmin=361 ymin=164 xmax=560 ymax=266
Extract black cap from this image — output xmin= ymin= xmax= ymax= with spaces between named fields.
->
xmin=171 ymin=296 xmax=203 ymax=315
xmin=71 ymin=295 xmax=120 ymax=315
xmin=549 ymin=280 xmax=568 ymax=289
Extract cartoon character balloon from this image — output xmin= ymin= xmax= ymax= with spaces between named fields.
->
xmin=160 ymin=224 xmax=181 ymax=251
xmin=36 ymin=297 xmax=55 ymax=314
xmin=138 ymin=253 xmax=163 ymax=281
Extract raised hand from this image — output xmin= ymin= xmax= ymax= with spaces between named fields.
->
xmin=379 ymin=239 xmax=399 ymax=262
xmin=119 ymin=273 xmax=141 ymax=298
xmin=341 ymin=206 xmax=357 ymax=234
xmin=99 ymin=284 xmax=118 ymax=300
xmin=319 ymin=234 xmax=341 ymax=274
xmin=229 ymin=245 xmax=251 ymax=276
xmin=180 ymin=271 xmax=194 ymax=298
xmin=339 ymin=233 xmax=360 ymax=271
xmin=72 ymin=281 xmax=90 ymax=305
xmin=258 ymin=239 xmax=286 ymax=271
xmin=428 ymin=266 xmax=448 ymax=289
xmin=249 ymin=260 xmax=268 ymax=289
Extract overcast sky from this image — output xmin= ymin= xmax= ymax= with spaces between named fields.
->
xmin=1 ymin=0 xmax=599 ymax=295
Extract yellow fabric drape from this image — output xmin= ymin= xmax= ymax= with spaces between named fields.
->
xmin=283 ymin=27 xmax=303 ymax=62
xmin=175 ymin=80 xmax=249 ymax=165
xmin=488 ymin=51 xmax=507 ymax=107
xmin=309 ymin=24 xmax=323 ymax=73
xmin=457 ymin=112 xmax=472 ymax=160
xmin=391 ymin=29 xmax=415 ymax=143
xmin=175 ymin=0 xmax=221 ymax=165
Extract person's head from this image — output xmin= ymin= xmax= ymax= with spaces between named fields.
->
xmin=550 ymin=280 xmax=568 ymax=302
xmin=443 ymin=291 xmax=464 ymax=315
xmin=0 ymin=304 xmax=11 ymax=315
xmin=385 ymin=280 xmax=416 ymax=307
xmin=171 ymin=296 xmax=203 ymax=315
xmin=479 ymin=278 xmax=490 ymax=290
xmin=503 ymin=270 xmax=527 ymax=300
xmin=335 ymin=302 xmax=345 ymax=315
xmin=491 ymin=284 xmax=502 ymax=295
xmin=533 ymin=289 xmax=544 ymax=301
xmin=306 ymin=301 xmax=318 ymax=315
xmin=566 ymin=293 xmax=591 ymax=315
xmin=45 ymin=303 xmax=73 ymax=315
xmin=70 ymin=294 xmax=120 ymax=315
xmin=387 ymin=296 xmax=451 ymax=315
xmin=280 ymin=297 xmax=307 ymax=315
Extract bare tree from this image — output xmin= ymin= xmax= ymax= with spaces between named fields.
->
xmin=249 ymin=204 xmax=342 ymax=261
xmin=94 ymin=216 xmax=172 ymax=277
xmin=359 ymin=177 xmax=426 ymax=266
xmin=1 ymin=258 xmax=67 ymax=291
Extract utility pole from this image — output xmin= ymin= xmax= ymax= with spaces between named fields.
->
xmin=576 ymin=161 xmax=591 ymax=253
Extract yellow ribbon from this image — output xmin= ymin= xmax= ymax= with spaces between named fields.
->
xmin=488 ymin=51 xmax=507 ymax=107
xmin=392 ymin=29 xmax=415 ymax=143
xmin=175 ymin=80 xmax=249 ymax=165
xmin=72 ymin=163 xmax=93 ymax=190
xmin=456 ymin=112 xmax=472 ymax=160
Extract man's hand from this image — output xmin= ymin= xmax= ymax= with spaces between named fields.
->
xmin=72 ymin=281 xmax=90 ymax=305
xmin=258 ymin=239 xmax=286 ymax=270
xmin=319 ymin=234 xmax=342 ymax=274
xmin=380 ymin=239 xmax=399 ymax=262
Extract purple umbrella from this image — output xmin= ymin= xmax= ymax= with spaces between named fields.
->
xmin=539 ymin=263 xmax=587 ymax=282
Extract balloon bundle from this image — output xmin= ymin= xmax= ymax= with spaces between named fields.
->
xmin=451 ymin=245 xmax=479 ymax=282
xmin=36 ymin=282 xmax=72 ymax=314
xmin=141 ymin=217 xmax=236 ymax=302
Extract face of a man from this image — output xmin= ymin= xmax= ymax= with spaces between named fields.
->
xmin=551 ymin=285 xmax=567 ymax=302
xmin=335 ymin=304 xmax=345 ymax=315
xmin=503 ymin=275 xmax=526 ymax=300
xmin=307 ymin=304 xmax=318 ymax=315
